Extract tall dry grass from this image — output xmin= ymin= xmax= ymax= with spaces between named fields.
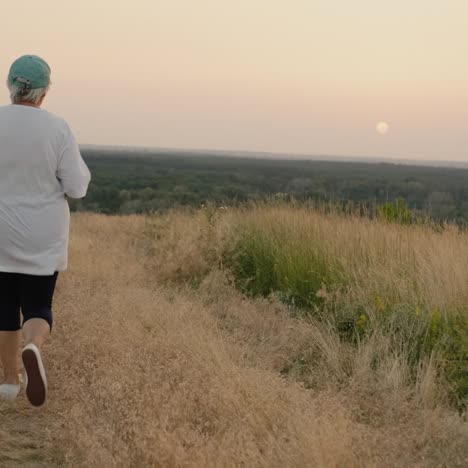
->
xmin=3 ymin=206 xmax=466 ymax=466
xmin=224 ymin=204 xmax=468 ymax=313
xmin=220 ymin=205 xmax=467 ymax=399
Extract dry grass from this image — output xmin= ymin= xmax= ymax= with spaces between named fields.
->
xmin=1 ymin=207 xmax=468 ymax=467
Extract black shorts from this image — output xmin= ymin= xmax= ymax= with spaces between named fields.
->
xmin=0 ymin=271 xmax=58 ymax=331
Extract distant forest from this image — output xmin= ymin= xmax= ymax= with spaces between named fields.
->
xmin=71 ymin=148 xmax=468 ymax=222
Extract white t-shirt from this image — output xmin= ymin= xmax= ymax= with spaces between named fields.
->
xmin=0 ymin=104 xmax=91 ymax=275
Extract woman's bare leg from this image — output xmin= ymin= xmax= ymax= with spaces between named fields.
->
xmin=22 ymin=318 xmax=50 ymax=350
xmin=0 ymin=331 xmax=21 ymax=384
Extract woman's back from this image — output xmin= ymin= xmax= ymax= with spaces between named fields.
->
xmin=0 ymin=105 xmax=69 ymax=200
xmin=0 ymin=104 xmax=90 ymax=275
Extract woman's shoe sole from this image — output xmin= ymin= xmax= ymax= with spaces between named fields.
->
xmin=22 ymin=346 xmax=47 ymax=407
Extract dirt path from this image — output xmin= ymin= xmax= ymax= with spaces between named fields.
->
xmin=0 ymin=395 xmax=60 ymax=467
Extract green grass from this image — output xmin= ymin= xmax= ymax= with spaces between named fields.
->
xmin=225 ymin=225 xmax=344 ymax=312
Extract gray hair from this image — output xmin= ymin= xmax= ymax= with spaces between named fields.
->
xmin=6 ymin=81 xmax=49 ymax=105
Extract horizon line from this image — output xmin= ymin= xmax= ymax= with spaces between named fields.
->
xmin=78 ymin=143 xmax=468 ymax=170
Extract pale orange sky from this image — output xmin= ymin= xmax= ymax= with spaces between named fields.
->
xmin=1 ymin=0 xmax=466 ymax=160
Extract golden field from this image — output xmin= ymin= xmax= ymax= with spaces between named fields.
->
xmin=1 ymin=205 xmax=467 ymax=467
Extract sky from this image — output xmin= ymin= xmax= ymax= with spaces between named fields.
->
xmin=0 ymin=0 xmax=466 ymax=161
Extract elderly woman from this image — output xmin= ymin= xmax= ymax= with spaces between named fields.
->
xmin=0 ymin=55 xmax=90 ymax=406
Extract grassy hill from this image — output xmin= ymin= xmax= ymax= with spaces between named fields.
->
xmin=1 ymin=205 xmax=467 ymax=466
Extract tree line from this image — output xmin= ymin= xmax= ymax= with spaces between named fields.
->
xmin=70 ymin=148 xmax=468 ymax=222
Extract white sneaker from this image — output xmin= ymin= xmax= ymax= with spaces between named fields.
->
xmin=0 ymin=382 xmax=20 ymax=401
xmin=22 ymin=344 xmax=47 ymax=407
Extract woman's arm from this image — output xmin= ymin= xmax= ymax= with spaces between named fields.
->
xmin=56 ymin=123 xmax=91 ymax=199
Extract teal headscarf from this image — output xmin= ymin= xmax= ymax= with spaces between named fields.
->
xmin=8 ymin=55 xmax=51 ymax=90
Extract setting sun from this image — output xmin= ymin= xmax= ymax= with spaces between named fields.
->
xmin=376 ymin=121 xmax=390 ymax=135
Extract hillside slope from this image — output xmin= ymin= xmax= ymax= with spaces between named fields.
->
xmin=1 ymin=210 xmax=467 ymax=467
